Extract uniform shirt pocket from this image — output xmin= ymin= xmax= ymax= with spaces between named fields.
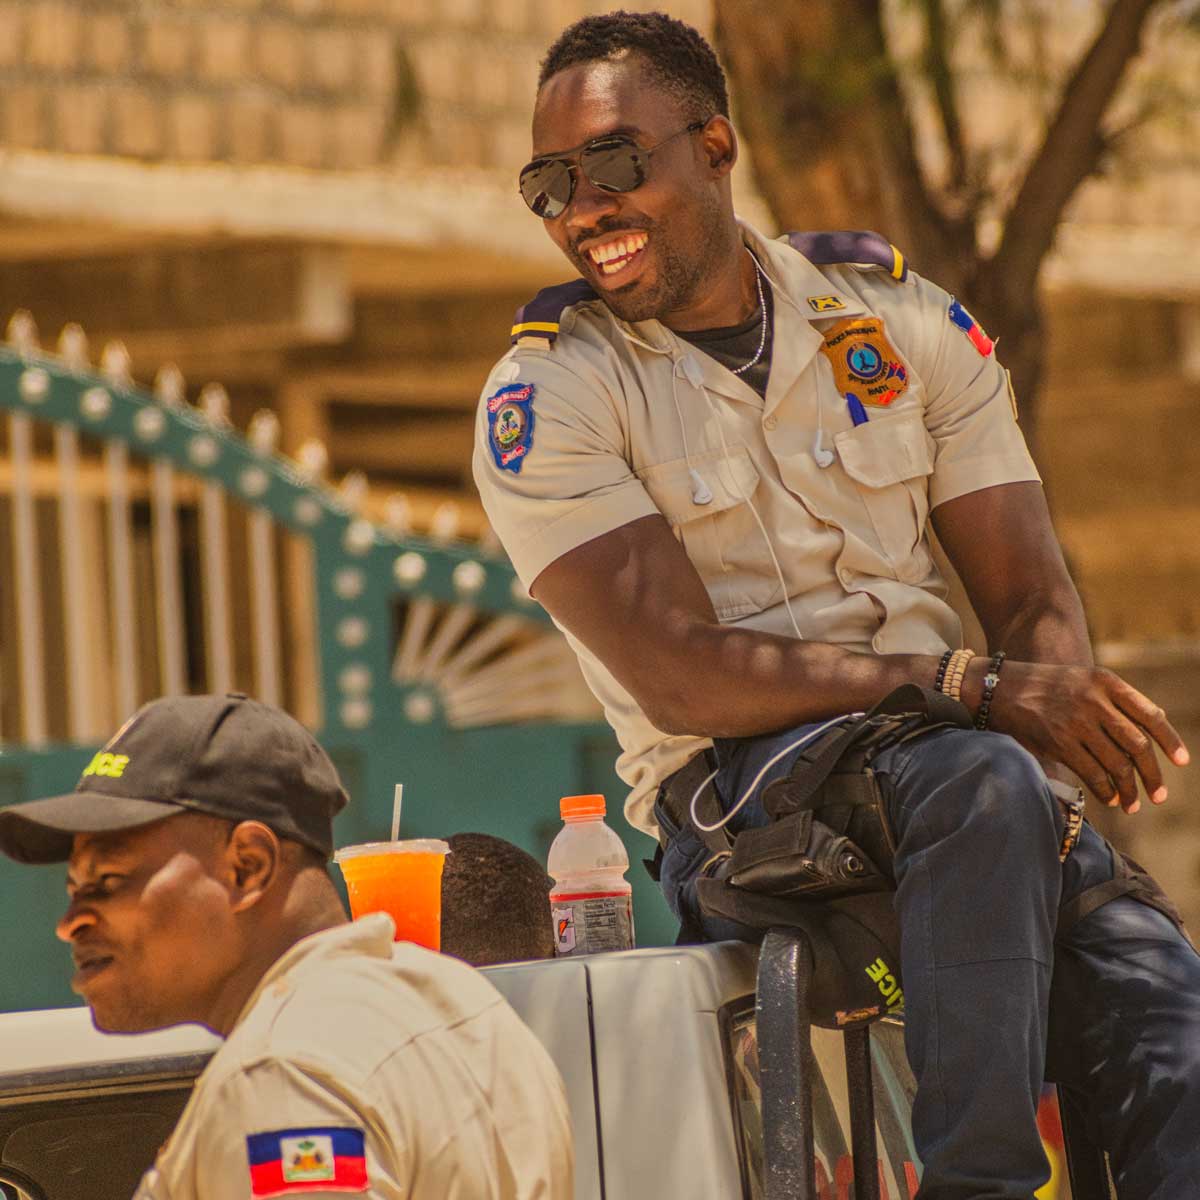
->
xmin=835 ymin=409 xmax=935 ymax=583
xmin=636 ymin=446 xmax=781 ymax=619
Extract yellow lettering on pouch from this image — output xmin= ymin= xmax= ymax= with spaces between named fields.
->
xmin=83 ymin=752 xmax=130 ymax=779
xmin=865 ymin=955 xmax=905 ymax=1008
xmin=808 ymin=294 xmax=846 ymax=313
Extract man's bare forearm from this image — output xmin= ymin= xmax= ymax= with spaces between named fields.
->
xmin=648 ymin=620 xmax=939 ymax=737
xmin=961 ymin=580 xmax=1092 ymax=711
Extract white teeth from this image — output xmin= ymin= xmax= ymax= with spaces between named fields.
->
xmin=588 ymin=233 xmax=647 ymax=270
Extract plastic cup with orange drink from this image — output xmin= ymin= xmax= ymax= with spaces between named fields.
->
xmin=334 ymin=839 xmax=450 ymax=950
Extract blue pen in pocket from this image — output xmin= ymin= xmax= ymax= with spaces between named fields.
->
xmin=847 ymin=394 xmax=869 ymax=427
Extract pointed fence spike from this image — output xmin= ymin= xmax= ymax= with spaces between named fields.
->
xmin=339 ymin=470 xmax=368 ymax=512
xmin=154 ymin=363 xmax=186 ymax=407
xmin=383 ymin=493 xmax=412 ymax=535
xmin=296 ymin=438 xmax=329 ymax=481
xmin=100 ymin=340 xmax=132 ymax=386
xmin=6 ymin=310 xmax=39 ymax=353
xmin=430 ymin=501 xmax=461 ymax=543
xmin=57 ymin=323 xmax=90 ymax=370
xmin=199 ymin=382 xmax=231 ymax=426
xmin=248 ymin=409 xmax=281 ymax=453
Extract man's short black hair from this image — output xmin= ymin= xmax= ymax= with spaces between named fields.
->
xmin=440 ymin=832 xmax=555 ymax=967
xmin=539 ymin=10 xmax=730 ymax=122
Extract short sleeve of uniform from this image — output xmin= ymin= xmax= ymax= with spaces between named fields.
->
xmin=189 ymin=1057 xmax=401 ymax=1200
xmin=900 ymin=272 xmax=1041 ymax=509
xmin=472 ymin=349 xmax=656 ymax=587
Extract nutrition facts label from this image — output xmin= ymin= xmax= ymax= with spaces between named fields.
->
xmin=552 ymin=891 xmax=634 ymax=956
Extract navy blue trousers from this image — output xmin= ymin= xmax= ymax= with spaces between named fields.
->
xmin=655 ymin=722 xmax=1200 ymax=1199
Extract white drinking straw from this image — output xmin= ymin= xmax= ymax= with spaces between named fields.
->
xmin=391 ymin=784 xmax=404 ymax=843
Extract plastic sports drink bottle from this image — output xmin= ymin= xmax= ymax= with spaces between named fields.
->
xmin=548 ymin=794 xmax=634 ymax=957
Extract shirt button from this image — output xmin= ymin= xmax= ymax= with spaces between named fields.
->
xmin=872 ymin=635 xmax=884 ymax=652
xmin=763 ymin=415 xmax=778 ymax=431
xmin=838 ymin=568 xmax=851 ymax=585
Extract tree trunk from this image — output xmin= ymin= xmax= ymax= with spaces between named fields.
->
xmin=713 ymin=0 xmax=1164 ymax=456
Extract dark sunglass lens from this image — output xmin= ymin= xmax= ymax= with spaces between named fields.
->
xmin=581 ymin=141 xmax=645 ymax=193
xmin=520 ymin=160 xmax=572 ymax=218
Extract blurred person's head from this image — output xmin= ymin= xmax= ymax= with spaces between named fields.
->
xmin=441 ymin=832 xmax=555 ymax=966
xmin=526 ymin=11 xmax=741 ymax=327
xmin=0 ymin=694 xmax=349 ymax=1036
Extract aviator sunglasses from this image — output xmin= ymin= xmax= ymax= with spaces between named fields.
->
xmin=519 ymin=119 xmax=709 ymax=219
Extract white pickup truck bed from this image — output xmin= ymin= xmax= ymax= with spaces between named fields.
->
xmin=0 ymin=941 xmax=924 ymax=1199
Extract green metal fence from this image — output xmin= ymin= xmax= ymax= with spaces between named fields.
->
xmin=0 ymin=317 xmax=673 ymax=1011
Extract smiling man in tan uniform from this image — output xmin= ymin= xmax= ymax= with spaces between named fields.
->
xmin=0 ymin=693 xmax=572 ymax=1200
xmin=478 ymin=219 xmax=1034 ymax=838
xmin=473 ymin=11 xmax=1200 ymax=1199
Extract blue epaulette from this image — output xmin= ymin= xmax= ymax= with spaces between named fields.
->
xmin=786 ymin=230 xmax=909 ymax=283
xmin=510 ymin=279 xmax=599 ymax=347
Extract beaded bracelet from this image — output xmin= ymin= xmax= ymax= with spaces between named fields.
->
xmin=974 ymin=651 xmax=1007 ymax=730
xmin=934 ymin=649 xmax=953 ymax=693
xmin=943 ymin=649 xmax=976 ymax=702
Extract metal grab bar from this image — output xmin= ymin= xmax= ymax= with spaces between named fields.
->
xmin=1058 ymin=1084 xmax=1114 ymax=1199
xmin=756 ymin=926 xmax=882 ymax=1200
xmin=757 ymin=928 xmax=818 ymax=1200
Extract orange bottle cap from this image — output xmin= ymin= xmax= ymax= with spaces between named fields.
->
xmin=560 ymin=793 xmax=606 ymax=820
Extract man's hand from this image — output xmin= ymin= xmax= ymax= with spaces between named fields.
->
xmin=978 ymin=659 xmax=1190 ymax=812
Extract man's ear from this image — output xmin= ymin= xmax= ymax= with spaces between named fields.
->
xmin=701 ymin=116 xmax=738 ymax=176
xmin=224 ymin=821 xmax=280 ymax=913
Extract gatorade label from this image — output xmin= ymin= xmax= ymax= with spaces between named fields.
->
xmin=552 ymin=891 xmax=634 ymax=957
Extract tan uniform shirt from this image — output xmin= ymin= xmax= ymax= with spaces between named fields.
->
xmin=133 ymin=914 xmax=573 ymax=1200
xmin=473 ymin=221 xmax=1039 ymax=837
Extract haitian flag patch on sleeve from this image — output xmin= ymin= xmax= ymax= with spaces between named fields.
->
xmin=487 ymin=382 xmax=536 ymax=473
xmin=947 ymin=298 xmax=994 ymax=357
xmin=246 ymin=1127 xmax=368 ymax=1197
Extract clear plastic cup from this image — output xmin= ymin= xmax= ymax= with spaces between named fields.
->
xmin=334 ymin=839 xmax=450 ymax=950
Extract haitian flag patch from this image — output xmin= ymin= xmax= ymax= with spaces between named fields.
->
xmin=948 ymin=298 xmax=994 ymax=357
xmin=246 ymin=1127 xmax=368 ymax=1197
xmin=487 ymin=382 xmax=536 ymax=474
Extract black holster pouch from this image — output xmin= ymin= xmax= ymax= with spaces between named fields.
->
xmin=674 ymin=685 xmax=973 ymax=1027
xmin=684 ymin=684 xmax=973 ymax=904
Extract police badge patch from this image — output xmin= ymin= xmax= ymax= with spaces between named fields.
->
xmin=818 ymin=317 xmax=909 ymax=407
xmin=486 ymin=382 xmax=535 ymax=473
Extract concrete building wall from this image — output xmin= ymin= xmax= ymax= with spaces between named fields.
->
xmin=0 ymin=0 xmax=707 ymax=172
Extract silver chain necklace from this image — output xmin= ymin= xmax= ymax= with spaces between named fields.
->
xmin=729 ymin=254 xmax=768 ymax=377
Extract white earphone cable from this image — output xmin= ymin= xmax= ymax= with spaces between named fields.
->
xmin=692 ymin=371 xmax=804 ymax=640
xmin=688 ymin=713 xmax=861 ymax=833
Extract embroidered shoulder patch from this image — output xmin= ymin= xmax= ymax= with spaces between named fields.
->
xmin=817 ymin=316 xmax=908 ymax=407
xmin=948 ymin=298 xmax=994 ymax=357
xmin=807 ymin=294 xmax=846 ymax=313
xmin=487 ymin=382 xmax=536 ymax=474
xmin=247 ymin=1127 xmax=368 ymax=1197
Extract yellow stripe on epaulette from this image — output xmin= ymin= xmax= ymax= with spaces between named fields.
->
xmin=890 ymin=246 xmax=905 ymax=281
xmin=510 ymin=321 xmax=559 ymax=338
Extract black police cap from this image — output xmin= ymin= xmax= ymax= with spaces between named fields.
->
xmin=0 ymin=693 xmax=349 ymax=864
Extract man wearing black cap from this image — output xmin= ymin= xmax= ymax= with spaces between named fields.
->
xmin=0 ymin=693 xmax=573 ymax=1200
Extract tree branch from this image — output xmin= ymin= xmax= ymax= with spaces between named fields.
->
xmin=712 ymin=0 xmax=961 ymax=272
xmin=920 ymin=0 xmax=969 ymax=195
xmin=990 ymin=0 xmax=1165 ymax=302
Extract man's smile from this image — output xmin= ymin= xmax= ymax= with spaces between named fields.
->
xmin=578 ymin=231 xmax=650 ymax=284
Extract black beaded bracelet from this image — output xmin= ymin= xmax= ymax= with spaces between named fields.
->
xmin=934 ymin=649 xmax=953 ymax=693
xmin=974 ymin=651 xmax=1007 ymax=730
